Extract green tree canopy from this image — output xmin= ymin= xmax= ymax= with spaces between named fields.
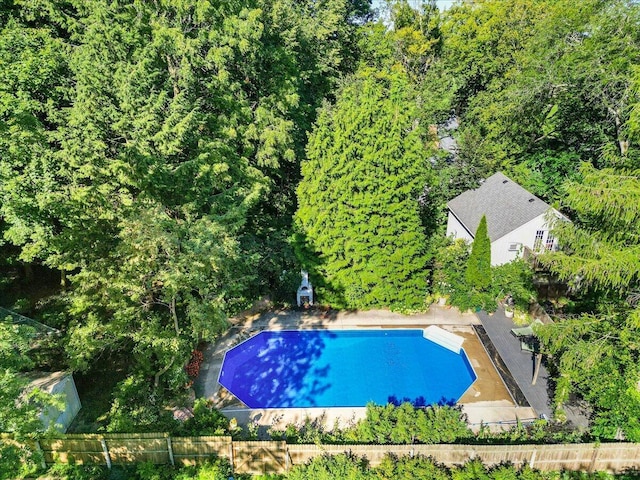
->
xmin=0 ymin=0 xmax=372 ymax=428
xmin=441 ymin=0 xmax=640 ymax=198
xmin=0 ymin=320 xmax=63 ymax=477
xmin=538 ymin=164 xmax=640 ymax=440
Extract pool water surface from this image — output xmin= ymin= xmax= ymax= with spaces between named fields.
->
xmin=218 ymin=329 xmax=476 ymax=409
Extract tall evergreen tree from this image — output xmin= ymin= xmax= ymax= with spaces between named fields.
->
xmin=0 ymin=7 xmax=73 ymax=278
xmin=296 ymin=69 xmax=435 ymax=310
xmin=465 ymin=215 xmax=491 ymax=292
xmin=537 ymin=164 xmax=640 ymax=439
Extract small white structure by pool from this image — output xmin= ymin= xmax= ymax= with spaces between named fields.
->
xmin=423 ymin=326 xmax=465 ymax=354
xmin=296 ymin=270 xmax=313 ymax=307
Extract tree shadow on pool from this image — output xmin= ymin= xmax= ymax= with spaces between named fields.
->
xmin=219 ymin=330 xmax=337 ymax=408
xmin=388 ymin=395 xmax=457 ymax=407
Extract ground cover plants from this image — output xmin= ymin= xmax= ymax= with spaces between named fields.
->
xmin=267 ymin=403 xmax=587 ymax=447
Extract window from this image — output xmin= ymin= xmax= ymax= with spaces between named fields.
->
xmin=508 ymin=242 xmax=520 ymax=252
xmin=533 ymin=230 xmax=544 ymax=251
xmin=545 ymin=233 xmax=555 ymax=250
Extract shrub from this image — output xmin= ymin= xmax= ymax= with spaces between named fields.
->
xmin=136 ymin=462 xmax=171 ymax=480
xmin=44 ymin=463 xmax=110 ymax=480
xmin=0 ymin=443 xmax=40 ymax=480
xmin=466 ymin=215 xmax=491 ymax=292
xmin=106 ymin=375 xmax=176 ymax=433
xmin=286 ymin=453 xmax=369 ymax=480
xmin=173 ymin=457 xmax=233 ymax=480
xmin=449 ymin=289 xmax=496 ymax=313
xmin=431 ymin=238 xmax=469 ymax=298
xmin=350 ymin=402 xmax=471 ymax=444
xmin=434 ymin=237 xmax=534 ymax=314
xmin=269 ymin=415 xmax=347 ymax=444
xmin=174 ymin=398 xmax=229 ymax=436
xmin=433 ymin=237 xmax=495 ymax=312
xmin=185 ymin=350 xmax=204 ymax=378
xmin=376 ymin=455 xmax=450 ymax=480
xmin=489 ymin=260 xmax=536 ymax=313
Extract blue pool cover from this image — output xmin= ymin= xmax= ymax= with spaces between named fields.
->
xmin=218 ymin=330 xmax=477 ymax=409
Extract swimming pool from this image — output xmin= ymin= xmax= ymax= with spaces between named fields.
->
xmin=218 ymin=330 xmax=476 ymax=409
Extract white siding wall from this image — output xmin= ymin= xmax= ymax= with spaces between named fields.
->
xmin=447 ymin=208 xmax=562 ymax=266
xmin=446 ymin=212 xmax=474 ymax=243
xmin=491 ymin=236 xmax=524 ymax=266
xmin=491 ymin=211 xmax=559 ymax=266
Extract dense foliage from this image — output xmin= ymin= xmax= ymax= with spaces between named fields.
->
xmin=32 ymin=454 xmax=632 ymax=480
xmin=2 ymin=0 xmax=640 ymax=449
xmin=273 ymin=402 xmax=472 ymax=445
xmin=465 ymin=215 xmax=491 ymax=292
xmin=41 ymin=457 xmax=234 ymax=480
xmin=0 ymin=402 xmax=617 ymax=479
xmin=442 ymin=0 xmax=640 ymax=191
xmin=0 ymin=0 xmax=370 ymax=432
xmin=287 ymin=454 xmax=627 ymax=480
xmin=295 ymin=69 xmax=434 ymax=310
xmin=440 ymin=0 xmax=640 ymax=438
xmin=0 ymin=320 xmax=63 ymax=477
xmin=269 ymin=402 xmax=587 ymax=447
xmin=537 ymin=166 xmax=640 ymax=439
xmin=432 ymin=238 xmax=535 ymax=314
xmin=353 ymin=402 xmax=470 ymax=444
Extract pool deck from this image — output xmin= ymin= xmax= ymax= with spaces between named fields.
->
xmin=195 ymin=306 xmax=541 ymax=434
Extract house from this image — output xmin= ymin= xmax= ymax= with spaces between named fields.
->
xmin=27 ymin=371 xmax=82 ymax=433
xmin=446 ymin=172 xmax=565 ymax=266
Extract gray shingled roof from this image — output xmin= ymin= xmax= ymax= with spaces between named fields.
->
xmin=447 ymin=172 xmax=551 ymax=241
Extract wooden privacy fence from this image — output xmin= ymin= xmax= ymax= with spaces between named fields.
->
xmin=289 ymin=443 xmax=640 ymax=474
xmin=2 ymin=434 xmax=640 ymax=475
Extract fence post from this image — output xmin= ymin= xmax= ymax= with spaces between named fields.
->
xmin=229 ymin=440 xmax=234 ymax=470
xmin=529 ymin=448 xmax=537 ymax=469
xmin=100 ymin=438 xmax=112 ymax=469
xmin=167 ymin=436 xmax=175 ymax=466
xmin=588 ymin=444 xmax=600 ymax=473
xmin=285 ymin=447 xmax=290 ymax=471
xmin=34 ymin=439 xmax=46 ymax=469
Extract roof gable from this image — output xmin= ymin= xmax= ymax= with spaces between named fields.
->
xmin=447 ymin=172 xmax=552 ymax=241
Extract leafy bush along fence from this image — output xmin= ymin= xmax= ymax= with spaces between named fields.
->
xmin=3 ymin=434 xmax=640 ymax=475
